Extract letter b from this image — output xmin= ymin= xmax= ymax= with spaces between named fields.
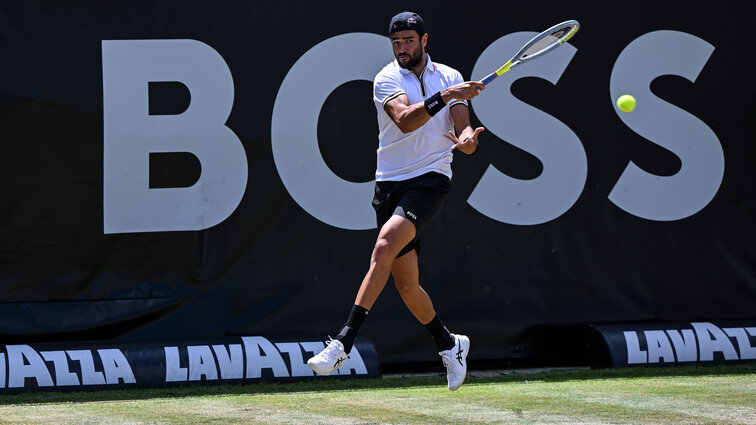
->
xmin=102 ymin=39 xmax=247 ymax=233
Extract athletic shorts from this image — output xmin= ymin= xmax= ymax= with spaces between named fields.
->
xmin=372 ymin=172 xmax=451 ymax=258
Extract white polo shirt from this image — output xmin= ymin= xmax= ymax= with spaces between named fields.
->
xmin=373 ymin=54 xmax=467 ymax=182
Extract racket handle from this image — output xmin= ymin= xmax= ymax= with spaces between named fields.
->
xmin=480 ymin=72 xmax=496 ymax=86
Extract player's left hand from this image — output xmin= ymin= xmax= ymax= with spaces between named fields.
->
xmin=445 ymin=127 xmax=485 ymax=154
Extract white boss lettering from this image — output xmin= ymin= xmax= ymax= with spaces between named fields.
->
xmin=609 ymin=31 xmax=723 ymax=221
xmin=469 ymin=31 xmax=586 ymax=225
xmin=102 ymin=39 xmax=248 ymax=234
xmin=101 ymin=31 xmax=722 ymax=233
xmin=271 ymin=33 xmax=387 ymax=230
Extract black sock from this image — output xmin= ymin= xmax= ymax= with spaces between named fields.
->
xmin=424 ymin=315 xmax=455 ymax=351
xmin=334 ymin=304 xmax=369 ymax=353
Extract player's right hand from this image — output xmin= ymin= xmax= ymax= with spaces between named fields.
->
xmin=443 ymin=81 xmax=485 ymax=101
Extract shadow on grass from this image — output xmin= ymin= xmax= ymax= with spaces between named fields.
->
xmin=1 ymin=363 xmax=754 ymax=406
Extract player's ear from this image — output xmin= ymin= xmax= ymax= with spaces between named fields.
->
xmin=421 ymin=33 xmax=428 ymax=48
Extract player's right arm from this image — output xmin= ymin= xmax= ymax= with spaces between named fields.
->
xmin=383 ymin=82 xmax=484 ymax=134
xmin=383 ymin=94 xmax=431 ymax=134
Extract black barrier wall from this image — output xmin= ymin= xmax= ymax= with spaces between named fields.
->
xmin=0 ymin=1 xmax=754 ymax=365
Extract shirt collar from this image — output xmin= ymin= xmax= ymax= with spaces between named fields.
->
xmin=395 ymin=54 xmax=436 ymax=74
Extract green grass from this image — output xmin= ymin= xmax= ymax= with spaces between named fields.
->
xmin=1 ymin=364 xmax=754 ymax=424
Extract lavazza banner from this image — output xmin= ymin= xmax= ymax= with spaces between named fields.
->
xmin=0 ymin=0 xmax=754 ymax=385
xmin=592 ymin=322 xmax=756 ymax=367
xmin=0 ymin=337 xmax=380 ymax=393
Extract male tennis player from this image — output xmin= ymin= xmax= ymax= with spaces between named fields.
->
xmin=308 ymin=11 xmax=484 ymax=391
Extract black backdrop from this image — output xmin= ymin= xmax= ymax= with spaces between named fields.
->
xmin=0 ymin=0 xmax=754 ymax=365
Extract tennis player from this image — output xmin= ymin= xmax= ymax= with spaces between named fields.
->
xmin=308 ymin=11 xmax=484 ymax=391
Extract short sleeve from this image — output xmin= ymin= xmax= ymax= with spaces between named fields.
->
xmin=374 ymin=68 xmax=405 ymax=107
xmin=447 ymin=69 xmax=468 ymax=109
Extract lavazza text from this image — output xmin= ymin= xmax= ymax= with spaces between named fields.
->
xmin=624 ymin=322 xmax=756 ymax=365
xmin=0 ymin=337 xmax=369 ymax=390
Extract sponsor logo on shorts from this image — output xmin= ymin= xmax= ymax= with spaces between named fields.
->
xmin=406 ymin=211 xmax=417 ymax=220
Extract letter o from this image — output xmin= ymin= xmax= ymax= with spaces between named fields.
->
xmin=272 ymin=33 xmax=391 ymax=230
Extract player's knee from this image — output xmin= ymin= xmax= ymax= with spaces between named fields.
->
xmin=393 ymin=277 xmax=417 ymax=296
xmin=371 ymin=238 xmax=395 ymax=265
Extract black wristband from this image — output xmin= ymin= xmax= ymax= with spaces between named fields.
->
xmin=423 ymin=92 xmax=446 ymax=117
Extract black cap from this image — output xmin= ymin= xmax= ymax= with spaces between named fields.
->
xmin=389 ymin=11 xmax=425 ymax=36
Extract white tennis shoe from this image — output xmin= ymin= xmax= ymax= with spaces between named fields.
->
xmin=439 ymin=334 xmax=470 ymax=391
xmin=307 ymin=338 xmax=348 ymax=376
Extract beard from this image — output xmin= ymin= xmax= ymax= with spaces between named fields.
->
xmin=396 ymin=46 xmax=423 ymax=70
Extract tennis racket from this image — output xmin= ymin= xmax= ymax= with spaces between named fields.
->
xmin=480 ymin=20 xmax=580 ymax=86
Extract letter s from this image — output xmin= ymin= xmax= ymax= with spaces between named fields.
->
xmin=469 ymin=32 xmax=586 ymax=225
xmin=609 ymin=31 xmax=723 ymax=221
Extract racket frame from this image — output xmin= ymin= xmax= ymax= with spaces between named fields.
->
xmin=480 ymin=20 xmax=579 ymax=86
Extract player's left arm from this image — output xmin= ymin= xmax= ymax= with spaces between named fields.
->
xmin=446 ymin=104 xmax=484 ymax=155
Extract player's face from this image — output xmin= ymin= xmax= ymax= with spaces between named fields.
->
xmin=391 ymin=30 xmax=426 ymax=69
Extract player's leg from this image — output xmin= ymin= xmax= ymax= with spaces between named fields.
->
xmin=354 ymin=214 xmax=416 ymax=310
xmin=390 ymin=248 xmax=435 ymax=324
xmin=391 ymin=249 xmax=470 ymax=390
xmin=307 ymin=214 xmax=415 ymax=376
xmin=331 ymin=214 xmax=416 ymax=354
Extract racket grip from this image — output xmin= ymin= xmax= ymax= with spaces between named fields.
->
xmin=480 ymin=72 xmax=496 ymax=86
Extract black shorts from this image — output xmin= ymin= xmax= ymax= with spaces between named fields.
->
xmin=372 ymin=172 xmax=451 ymax=258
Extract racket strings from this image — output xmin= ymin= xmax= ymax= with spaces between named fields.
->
xmin=481 ymin=20 xmax=578 ymax=86
xmin=520 ymin=25 xmax=577 ymax=59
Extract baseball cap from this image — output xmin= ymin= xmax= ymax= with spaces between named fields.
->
xmin=389 ymin=11 xmax=425 ymax=36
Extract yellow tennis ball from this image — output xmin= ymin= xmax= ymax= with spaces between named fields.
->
xmin=616 ymin=94 xmax=636 ymax=112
